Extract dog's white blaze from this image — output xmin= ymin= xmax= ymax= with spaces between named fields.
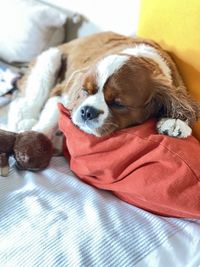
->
xmin=96 ymin=54 xmax=129 ymax=90
xmin=81 ymin=93 xmax=107 ymax=112
xmin=122 ymin=44 xmax=172 ymax=82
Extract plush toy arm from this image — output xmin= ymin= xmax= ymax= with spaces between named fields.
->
xmin=0 ymin=129 xmax=16 ymax=177
xmin=0 ymin=153 xmax=9 ymax=177
xmin=0 ymin=129 xmax=16 ymax=153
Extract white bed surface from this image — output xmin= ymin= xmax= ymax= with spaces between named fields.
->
xmin=0 ymin=157 xmax=200 ymax=267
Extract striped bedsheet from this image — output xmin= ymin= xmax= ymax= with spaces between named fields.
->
xmin=0 ymin=156 xmax=200 ymax=267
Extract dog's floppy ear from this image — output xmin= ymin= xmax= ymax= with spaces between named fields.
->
xmin=152 ymin=76 xmax=200 ymax=125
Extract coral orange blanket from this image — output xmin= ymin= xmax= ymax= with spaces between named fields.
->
xmin=58 ymin=103 xmax=200 ymax=219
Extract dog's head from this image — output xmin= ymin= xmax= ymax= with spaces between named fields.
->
xmin=66 ymin=45 xmax=199 ymax=137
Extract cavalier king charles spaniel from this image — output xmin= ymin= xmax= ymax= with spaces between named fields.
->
xmin=7 ymin=32 xmax=200 ymax=142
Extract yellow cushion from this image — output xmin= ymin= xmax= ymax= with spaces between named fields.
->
xmin=137 ymin=0 xmax=200 ymax=139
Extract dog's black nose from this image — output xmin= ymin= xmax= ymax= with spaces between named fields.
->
xmin=81 ymin=106 xmax=100 ymax=121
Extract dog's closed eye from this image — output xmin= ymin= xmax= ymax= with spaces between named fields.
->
xmin=109 ymin=100 xmax=126 ymax=109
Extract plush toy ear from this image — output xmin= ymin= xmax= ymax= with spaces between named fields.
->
xmin=152 ymin=77 xmax=200 ymax=125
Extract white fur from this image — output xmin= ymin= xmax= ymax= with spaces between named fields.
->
xmin=32 ymin=96 xmax=61 ymax=138
xmin=96 ymin=54 xmax=129 ymax=89
xmin=157 ymin=118 xmax=192 ymax=138
xmin=61 ymin=93 xmax=70 ymax=107
xmin=25 ymin=48 xmax=61 ymax=100
xmin=8 ymin=97 xmax=38 ymax=131
xmin=7 ymin=48 xmax=62 ymax=133
xmin=122 ymin=45 xmax=172 ymax=82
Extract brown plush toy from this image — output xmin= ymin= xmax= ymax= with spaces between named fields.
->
xmin=0 ymin=129 xmax=53 ymax=177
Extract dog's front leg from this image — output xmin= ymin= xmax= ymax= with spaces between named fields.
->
xmin=7 ymin=48 xmax=62 ymax=132
xmin=31 ymin=95 xmax=64 ymax=155
xmin=32 ymin=96 xmax=60 ymax=138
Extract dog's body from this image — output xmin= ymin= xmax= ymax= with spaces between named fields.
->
xmin=6 ymin=32 xmax=200 ymax=141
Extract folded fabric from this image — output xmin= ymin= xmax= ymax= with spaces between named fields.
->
xmin=58 ymin=103 xmax=200 ymax=219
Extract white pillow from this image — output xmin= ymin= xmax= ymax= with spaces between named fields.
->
xmin=0 ymin=0 xmax=67 ymax=63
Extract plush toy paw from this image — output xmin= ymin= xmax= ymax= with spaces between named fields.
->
xmin=0 ymin=153 xmax=9 ymax=177
xmin=157 ymin=118 xmax=192 ymax=138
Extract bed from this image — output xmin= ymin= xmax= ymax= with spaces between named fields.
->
xmin=0 ymin=102 xmax=200 ymax=267
xmin=0 ymin=150 xmax=200 ymax=267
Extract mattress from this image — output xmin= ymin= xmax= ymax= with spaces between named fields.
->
xmin=0 ymin=155 xmax=200 ymax=267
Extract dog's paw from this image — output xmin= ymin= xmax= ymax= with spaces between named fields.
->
xmin=157 ymin=118 xmax=192 ymax=138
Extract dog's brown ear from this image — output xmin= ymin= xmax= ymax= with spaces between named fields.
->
xmin=152 ymin=76 xmax=200 ymax=125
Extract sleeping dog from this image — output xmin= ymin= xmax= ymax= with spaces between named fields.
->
xmin=7 ymin=32 xmax=200 ymax=141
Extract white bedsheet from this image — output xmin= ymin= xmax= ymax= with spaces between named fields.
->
xmin=0 ymin=157 xmax=200 ymax=267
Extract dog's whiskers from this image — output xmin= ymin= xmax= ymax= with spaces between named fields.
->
xmin=98 ymin=121 xmax=119 ymax=136
xmin=103 ymin=121 xmax=119 ymax=128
